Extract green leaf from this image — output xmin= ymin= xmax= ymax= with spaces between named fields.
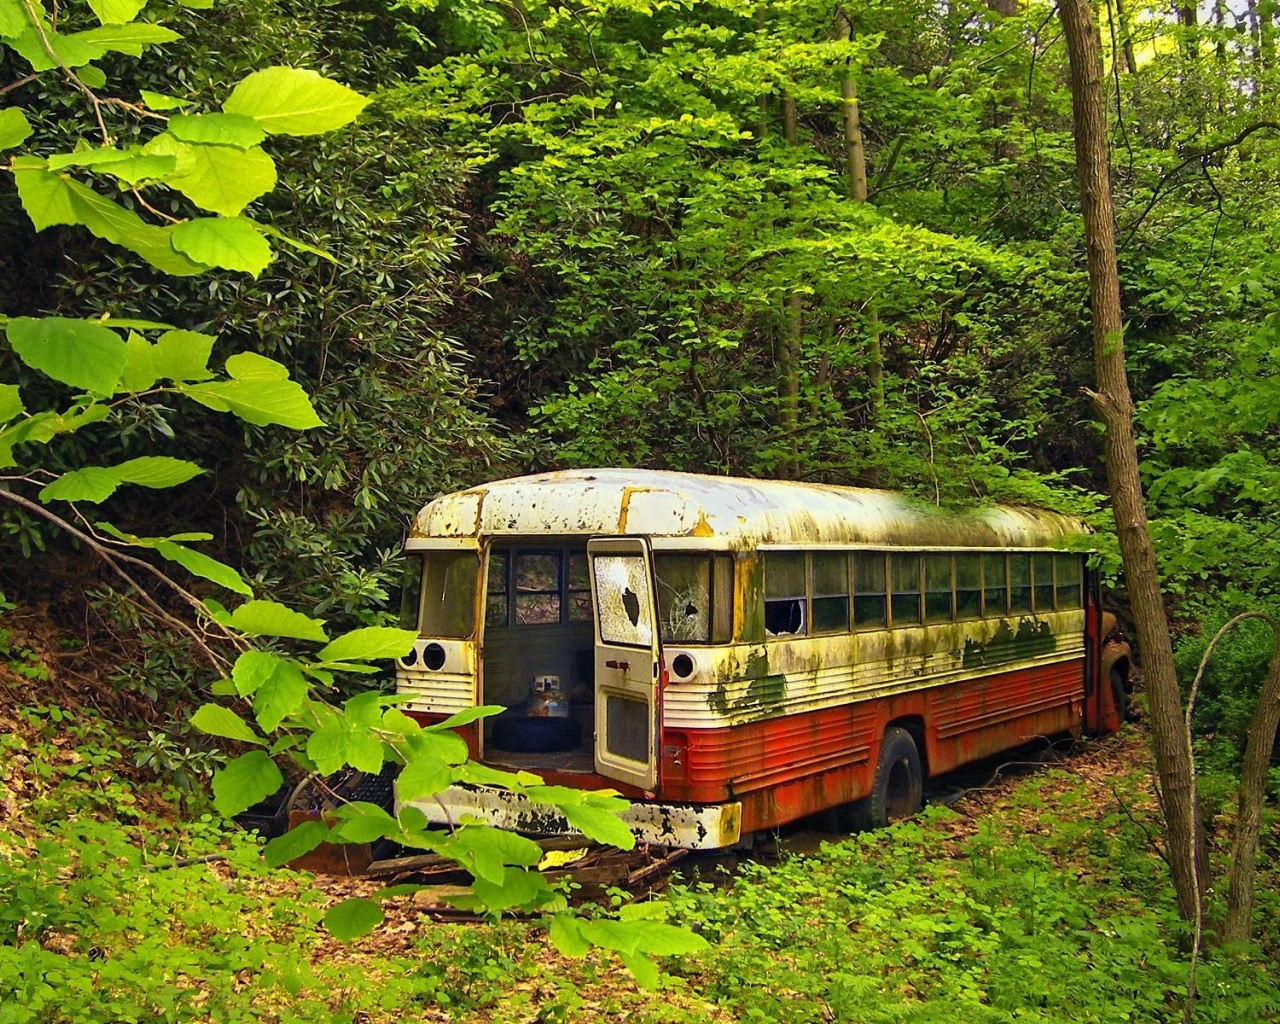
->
xmin=38 ymin=466 xmax=119 ymax=503
xmin=168 ymin=112 xmax=266 ymax=148
xmin=616 ymin=950 xmax=660 ymax=990
xmin=9 ymin=24 xmax=101 ymax=70
xmin=11 ymin=164 xmax=77 ymax=231
xmin=229 ymin=600 xmax=328 ymax=642
xmin=69 ymin=23 xmax=180 ymax=57
xmin=62 ymin=176 xmax=209 ymax=275
xmin=144 ymin=133 xmax=277 ymax=216
xmin=140 ymin=89 xmax=190 ymax=111
xmin=114 ymin=455 xmax=204 ymax=488
xmin=323 ymin=898 xmax=383 ymax=941
xmin=467 ymin=865 xmax=552 ymax=911
xmin=154 ymin=330 xmax=215 ymax=382
xmin=396 ymin=757 xmax=452 ymax=802
xmin=170 ymin=216 xmax=272 ymax=276
xmin=224 ymin=351 xmax=291 ymax=380
xmin=211 ymin=750 xmax=283 ymax=817
xmin=224 ymin=67 xmax=369 ymax=136
xmin=253 ymin=221 xmax=337 ymax=263
xmin=549 ymin=914 xmax=590 ymax=957
xmin=121 ymin=331 xmax=158 ymax=391
xmin=0 ymin=0 xmax=25 ymax=37
xmin=426 ymin=705 xmax=506 ymax=731
xmin=86 ymin=0 xmax=148 ymax=25
xmin=318 ymin=627 xmax=418 ymax=663
xmin=252 ymin=658 xmax=308 ymax=730
xmin=181 ymin=378 xmax=324 ymax=429
xmin=263 ymin=819 xmax=329 ymax=868
xmin=306 ymin=724 xmax=347 ymax=775
xmin=155 ymin=540 xmax=254 ymax=596
xmin=329 ymin=802 xmax=398 ymax=843
xmin=0 ymin=107 xmax=32 ymax=150
xmin=6 ymin=317 xmax=126 ymax=394
xmin=0 ymin=385 xmax=23 ymax=423
xmin=190 ymin=703 xmax=265 ymax=745
xmin=77 ymin=64 xmax=106 ymax=89
xmin=231 ymin=650 xmax=282 ymax=697
xmin=47 ymin=147 xmax=175 ymax=185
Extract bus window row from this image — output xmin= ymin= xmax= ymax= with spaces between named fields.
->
xmin=764 ymin=550 xmax=1083 ymax=638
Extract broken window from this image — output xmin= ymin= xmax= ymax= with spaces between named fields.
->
xmin=764 ymin=552 xmax=806 ymax=636
xmin=655 ymin=555 xmax=712 ymax=643
xmin=593 ymin=554 xmax=654 ymax=648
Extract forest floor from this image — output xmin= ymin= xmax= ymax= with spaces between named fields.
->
xmin=2 ymin=607 xmax=1279 ymax=1023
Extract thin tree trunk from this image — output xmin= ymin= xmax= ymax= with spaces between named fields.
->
xmin=1223 ymin=638 xmax=1280 ymax=940
xmin=835 ymin=7 xmax=882 ymax=416
xmin=1113 ymin=0 xmax=1139 ymax=74
xmin=1058 ymin=0 xmax=1204 ymax=924
xmin=780 ymin=96 xmax=801 ymax=478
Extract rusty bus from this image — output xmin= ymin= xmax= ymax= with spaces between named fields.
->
xmin=394 ymin=469 xmax=1132 ymax=849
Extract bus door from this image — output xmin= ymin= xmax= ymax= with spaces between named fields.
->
xmin=587 ymin=537 xmax=661 ymax=791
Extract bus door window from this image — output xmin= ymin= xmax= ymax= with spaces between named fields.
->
xmin=764 ymin=552 xmax=806 ymax=636
xmin=1032 ymin=554 xmax=1055 ymax=611
xmin=853 ymin=552 xmax=887 ymax=629
xmin=811 ymin=553 xmax=850 ymax=634
xmin=1009 ymin=554 xmax=1032 ymax=613
xmin=567 ymin=552 xmax=592 ymax=621
xmin=421 ymin=550 xmax=480 ymax=638
xmin=890 ymin=553 xmax=923 ymax=626
xmin=1055 ymin=553 xmax=1083 ymax=610
xmin=594 ymin=554 xmax=655 ymax=648
xmin=924 ymin=554 xmax=954 ymax=623
xmin=485 ymin=550 xmax=509 ymax=626
xmin=955 ymin=555 xmax=982 ymax=620
xmin=983 ymin=553 xmax=1008 ymax=616
xmin=515 ymin=552 xmax=562 ymax=625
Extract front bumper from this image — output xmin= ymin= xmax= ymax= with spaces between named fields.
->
xmin=400 ymin=785 xmax=743 ymax=851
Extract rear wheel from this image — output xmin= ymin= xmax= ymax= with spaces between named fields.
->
xmin=855 ymin=727 xmax=924 ymax=830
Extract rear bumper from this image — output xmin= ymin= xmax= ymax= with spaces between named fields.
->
xmin=400 ymin=785 xmax=743 ymax=851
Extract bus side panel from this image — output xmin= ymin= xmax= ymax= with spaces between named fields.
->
xmin=921 ymin=659 xmax=1085 ymax=774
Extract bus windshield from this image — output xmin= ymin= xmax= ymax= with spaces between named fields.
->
xmin=404 ymin=550 xmax=478 ymax=638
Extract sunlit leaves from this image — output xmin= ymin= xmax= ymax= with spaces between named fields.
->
xmin=181 ymin=353 xmax=324 ymax=428
xmin=171 ymin=217 xmax=272 ymax=277
xmin=0 ymin=385 xmax=22 ymax=423
xmin=167 ymin=112 xmax=266 ymax=148
xmin=223 ymin=67 xmax=369 ymax=135
xmin=317 ymin=627 xmax=418 ymax=663
xmin=322 ymin=898 xmax=383 ymax=940
xmin=191 ymin=704 xmax=264 ymax=745
xmin=143 ymin=133 xmax=277 ymax=217
xmin=86 ymin=0 xmax=148 ymax=25
xmin=0 ymin=107 xmax=31 ymax=149
xmin=263 ymin=818 xmax=329 ymax=868
xmin=5 ymin=317 xmax=127 ymax=394
xmin=38 ymin=456 xmax=203 ymax=503
xmin=227 ymin=600 xmax=329 ymax=643
xmin=211 ymin=750 xmax=282 ymax=817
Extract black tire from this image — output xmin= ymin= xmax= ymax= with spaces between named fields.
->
xmin=852 ymin=726 xmax=923 ymax=831
xmin=1110 ymin=670 xmax=1129 ymax=725
xmin=491 ymin=715 xmax=582 ymax=754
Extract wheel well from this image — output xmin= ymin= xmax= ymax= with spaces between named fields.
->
xmin=1111 ymin=658 xmax=1132 ymax=693
xmin=886 ymin=716 xmax=928 ymax=778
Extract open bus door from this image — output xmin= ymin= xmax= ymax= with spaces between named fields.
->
xmin=587 ymin=537 xmax=661 ymax=791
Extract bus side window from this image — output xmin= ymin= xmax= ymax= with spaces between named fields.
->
xmin=764 ymin=552 xmax=806 ymax=636
xmin=811 ymin=552 xmax=850 ymax=634
xmin=956 ymin=554 xmax=981 ymax=620
xmin=567 ymin=552 xmax=592 ymax=621
xmin=854 ymin=552 xmax=887 ymax=629
xmin=890 ymin=553 xmax=922 ymax=626
xmin=924 ymin=554 xmax=953 ymax=623
xmin=1009 ymin=554 xmax=1032 ymax=613
xmin=983 ymin=553 xmax=1007 ymax=616
xmin=1055 ymin=553 xmax=1082 ymax=609
xmin=516 ymin=551 xmax=562 ymax=625
xmin=1032 ymin=554 xmax=1055 ymax=611
xmin=486 ymin=550 xmax=509 ymax=626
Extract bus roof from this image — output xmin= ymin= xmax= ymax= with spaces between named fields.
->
xmin=407 ymin=469 xmax=1086 ymax=550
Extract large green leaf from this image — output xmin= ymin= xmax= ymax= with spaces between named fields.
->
xmin=168 ymin=113 xmax=266 ymax=148
xmin=323 ymin=898 xmax=383 ymax=941
xmin=60 ymin=177 xmax=209 ymax=275
xmin=228 ymin=600 xmax=329 ymax=643
xmin=232 ymin=650 xmax=284 ymax=697
xmin=329 ymin=802 xmax=398 ymax=844
xmin=70 ymin=23 xmax=180 ymax=56
xmin=181 ymin=378 xmax=324 ymax=429
xmin=11 ymin=163 xmax=77 ymax=232
xmin=140 ymin=89 xmax=190 ymax=111
xmin=121 ymin=331 xmax=158 ymax=392
xmin=86 ymin=0 xmax=148 ymax=25
xmin=8 ymin=24 xmax=100 ymax=70
xmin=317 ymin=627 xmax=418 ymax=663
xmin=263 ymin=819 xmax=329 ymax=868
xmin=251 ymin=658 xmax=308 ymax=730
xmin=154 ymin=540 xmax=254 ymax=596
xmin=6 ymin=317 xmax=126 ymax=393
xmin=39 ymin=466 xmax=119 ymax=503
xmin=224 ymin=351 xmax=290 ymax=380
xmin=212 ymin=750 xmax=283 ymax=818
xmin=171 ymin=217 xmax=272 ymax=276
xmin=144 ymin=133 xmax=276 ymax=216
xmin=395 ymin=756 xmax=452 ymax=802
xmin=191 ymin=703 xmax=264 ymax=744
xmin=223 ymin=67 xmax=368 ymax=136
xmin=114 ymin=455 xmax=204 ymax=488
xmin=154 ymin=330 xmax=215 ymax=382
xmin=47 ymin=146 xmax=175 ymax=185
xmin=0 ymin=0 xmax=25 ymax=37
xmin=0 ymin=385 xmax=22 ymax=424
xmin=0 ymin=107 xmax=31 ymax=150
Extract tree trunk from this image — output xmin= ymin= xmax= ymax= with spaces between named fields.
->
xmin=780 ymin=96 xmax=801 ymax=478
xmin=1057 ymin=0 xmax=1204 ymax=924
xmin=1113 ymin=0 xmax=1140 ymax=75
xmin=835 ymin=7 xmax=883 ymax=416
xmin=1223 ymin=636 xmax=1280 ymax=940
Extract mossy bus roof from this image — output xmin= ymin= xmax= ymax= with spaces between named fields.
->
xmin=405 ymin=469 xmax=1087 ymax=551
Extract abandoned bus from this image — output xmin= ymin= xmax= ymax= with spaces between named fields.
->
xmin=394 ymin=469 xmax=1130 ymax=849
